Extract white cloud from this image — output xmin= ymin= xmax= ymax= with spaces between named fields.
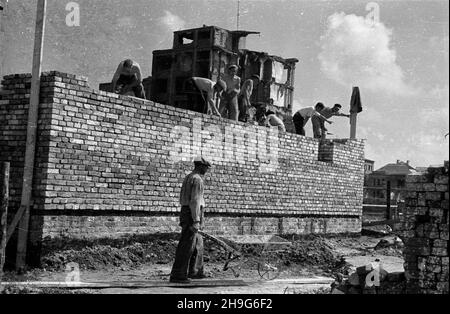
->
xmin=159 ymin=10 xmax=186 ymax=32
xmin=318 ymin=12 xmax=416 ymax=96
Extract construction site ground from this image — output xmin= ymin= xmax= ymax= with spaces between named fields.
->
xmin=0 ymin=231 xmax=404 ymax=294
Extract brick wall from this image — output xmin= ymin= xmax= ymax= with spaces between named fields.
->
xmin=396 ymin=163 xmax=449 ymax=294
xmin=0 ymin=72 xmax=365 ymax=261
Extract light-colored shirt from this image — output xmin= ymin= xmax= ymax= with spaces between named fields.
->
xmin=112 ymin=60 xmax=142 ymax=82
xmin=179 ymin=171 xmax=205 ymax=223
xmin=267 ymin=114 xmax=286 ymax=132
xmin=240 ymin=79 xmax=254 ymax=98
xmin=298 ymin=107 xmax=322 ymax=118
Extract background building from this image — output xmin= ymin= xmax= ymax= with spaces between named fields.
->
xmin=364 ymin=160 xmax=416 ymax=203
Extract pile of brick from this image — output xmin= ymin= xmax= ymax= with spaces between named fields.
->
xmin=331 ymin=261 xmax=406 ymax=294
xmin=395 ymin=162 xmax=449 ymax=294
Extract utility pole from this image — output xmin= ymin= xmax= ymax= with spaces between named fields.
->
xmin=237 ymin=0 xmax=240 ymax=30
xmin=15 ymin=0 xmax=47 ymax=271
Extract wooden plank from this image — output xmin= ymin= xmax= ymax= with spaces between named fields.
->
xmin=269 ymin=277 xmax=335 ymax=285
xmin=362 ymin=219 xmax=400 ymax=227
xmin=6 ymin=205 xmax=25 ymax=243
xmin=16 ymin=0 xmax=47 ymax=271
xmin=350 ymin=112 xmax=357 ymax=139
xmin=0 ymin=162 xmax=10 ymax=279
xmin=0 ymin=279 xmax=248 ymax=290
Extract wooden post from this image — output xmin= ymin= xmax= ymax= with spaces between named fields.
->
xmin=350 ymin=113 xmax=357 ymax=139
xmin=386 ymin=181 xmax=391 ymax=220
xmin=1 ymin=162 xmax=10 ymax=279
xmin=16 ymin=0 xmax=47 ymax=271
xmin=349 ymin=86 xmax=361 ymax=139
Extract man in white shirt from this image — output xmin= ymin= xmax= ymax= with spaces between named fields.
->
xmin=170 ymin=156 xmax=212 ymax=284
xmin=293 ymin=103 xmax=333 ymax=136
xmin=264 ymin=110 xmax=286 ymax=132
xmin=189 ymin=77 xmax=226 ymax=117
xmin=111 ymin=59 xmax=146 ymax=99
xmin=312 ymin=104 xmax=350 ymax=139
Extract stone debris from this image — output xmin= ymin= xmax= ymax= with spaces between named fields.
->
xmin=330 ymin=260 xmax=406 ymax=294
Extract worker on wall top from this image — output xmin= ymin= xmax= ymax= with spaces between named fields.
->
xmin=111 ymin=59 xmax=146 ymax=100
xmin=219 ymin=65 xmax=241 ymax=121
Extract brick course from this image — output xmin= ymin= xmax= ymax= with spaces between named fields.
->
xmin=0 ymin=72 xmax=364 ymax=261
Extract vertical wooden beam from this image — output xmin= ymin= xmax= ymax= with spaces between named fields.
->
xmin=0 ymin=162 xmax=10 ymax=279
xmin=386 ymin=181 xmax=391 ymax=220
xmin=350 ymin=113 xmax=357 ymax=139
xmin=16 ymin=0 xmax=47 ymax=271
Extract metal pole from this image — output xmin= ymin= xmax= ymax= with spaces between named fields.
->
xmin=0 ymin=162 xmax=10 ymax=279
xmin=16 ymin=0 xmax=47 ymax=271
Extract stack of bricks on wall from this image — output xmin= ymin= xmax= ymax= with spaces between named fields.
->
xmin=0 ymin=72 xmax=365 ymax=262
xmin=396 ymin=162 xmax=449 ymax=294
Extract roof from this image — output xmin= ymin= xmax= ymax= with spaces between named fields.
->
xmin=373 ymin=162 xmax=417 ymax=176
xmin=174 ymin=25 xmax=260 ymax=37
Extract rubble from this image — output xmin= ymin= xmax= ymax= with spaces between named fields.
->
xmin=330 ymin=260 xmax=406 ymax=294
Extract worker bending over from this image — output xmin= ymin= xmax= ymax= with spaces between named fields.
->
xmin=264 ymin=110 xmax=286 ymax=132
xmin=188 ymin=77 xmax=226 ymax=117
xmin=111 ymin=59 xmax=146 ymax=99
xmin=293 ymin=103 xmax=332 ymax=136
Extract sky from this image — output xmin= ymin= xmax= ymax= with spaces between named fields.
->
xmin=0 ymin=0 xmax=448 ymax=169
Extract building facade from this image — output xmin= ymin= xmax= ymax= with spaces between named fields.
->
xmin=364 ymin=160 xmax=417 ymax=203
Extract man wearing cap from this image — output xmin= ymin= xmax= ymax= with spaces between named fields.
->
xmin=312 ymin=104 xmax=350 ymax=139
xmin=219 ymin=65 xmax=241 ymax=121
xmin=170 ymin=156 xmax=212 ymax=284
xmin=188 ymin=77 xmax=226 ymax=117
xmin=238 ymin=74 xmax=260 ymax=122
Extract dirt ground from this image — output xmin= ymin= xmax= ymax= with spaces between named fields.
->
xmin=0 ymin=232 xmax=404 ymax=294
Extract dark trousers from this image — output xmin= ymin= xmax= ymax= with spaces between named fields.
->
xmin=293 ymin=112 xmax=306 ymax=136
xmin=116 ymin=74 xmax=146 ymax=100
xmin=170 ymin=206 xmax=204 ymax=280
xmin=186 ymin=78 xmax=208 ymax=114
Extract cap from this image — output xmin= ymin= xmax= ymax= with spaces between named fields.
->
xmin=251 ymin=74 xmax=260 ymax=81
xmin=194 ymin=156 xmax=212 ymax=167
xmin=228 ymin=65 xmax=239 ymax=70
xmin=334 ymin=103 xmax=342 ymax=109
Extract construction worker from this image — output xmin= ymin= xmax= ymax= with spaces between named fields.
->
xmin=293 ymin=103 xmax=333 ymax=136
xmin=219 ymin=65 xmax=241 ymax=121
xmin=170 ymin=156 xmax=212 ymax=284
xmin=238 ymin=74 xmax=260 ymax=122
xmin=264 ymin=110 xmax=286 ymax=132
xmin=111 ymin=59 xmax=146 ymax=99
xmin=312 ymin=104 xmax=350 ymax=139
xmin=188 ymin=77 xmax=226 ymax=117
